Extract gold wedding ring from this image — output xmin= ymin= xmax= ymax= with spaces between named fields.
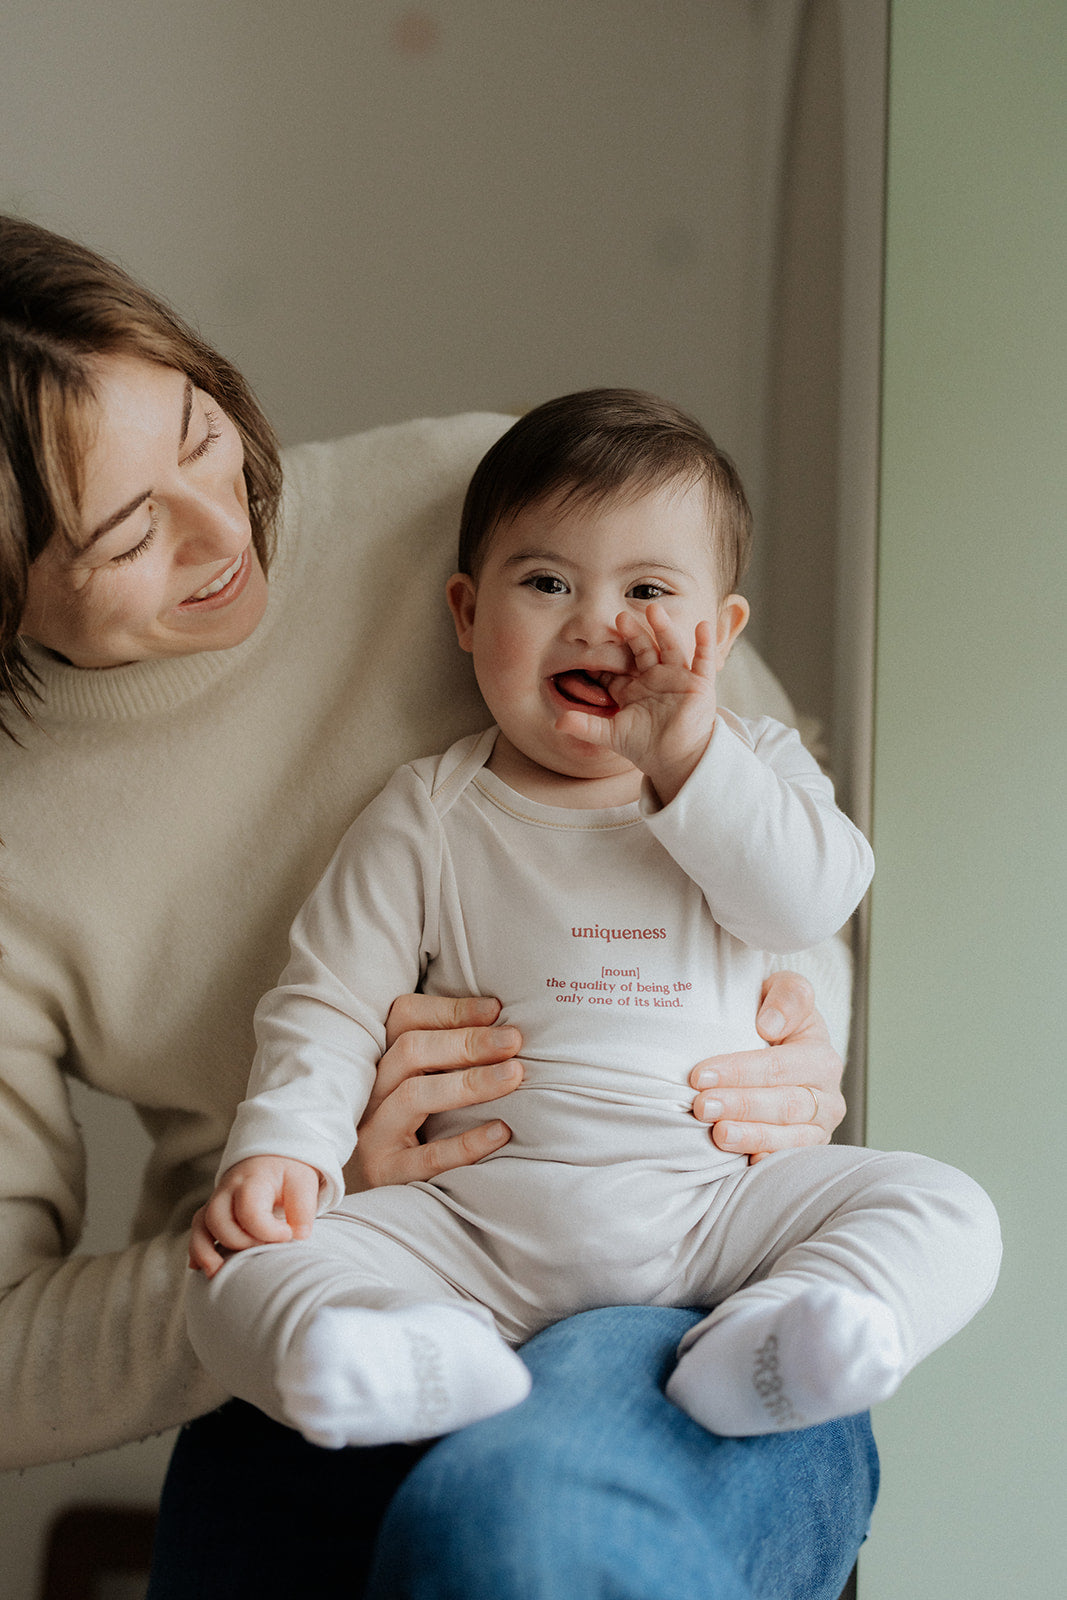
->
xmin=801 ymin=1085 xmax=820 ymax=1124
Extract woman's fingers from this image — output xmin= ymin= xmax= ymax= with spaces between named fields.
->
xmin=368 ymin=1023 xmax=523 ymax=1115
xmin=694 ymin=1078 xmax=846 ymax=1153
xmin=349 ymin=995 xmax=528 ymax=1191
xmin=348 ymin=1057 xmax=523 ymax=1191
xmin=383 ymin=992 xmax=503 ymax=1050
xmin=689 ymin=1045 xmax=846 ymax=1141
xmin=692 ymin=1036 xmax=844 ymax=1099
xmin=363 ymin=1119 xmax=514 ymax=1189
xmin=688 ymin=961 xmax=847 ymax=1164
xmin=691 ymin=1081 xmax=838 ymax=1131
xmin=370 ymin=1058 xmax=523 ymax=1133
xmin=711 ymin=1118 xmax=833 ymax=1161
xmin=754 ymin=969 xmax=820 ymax=1046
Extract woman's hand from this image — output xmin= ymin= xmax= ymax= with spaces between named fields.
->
xmin=689 ymin=970 xmax=845 ymax=1162
xmin=344 ymin=995 xmax=524 ymax=1192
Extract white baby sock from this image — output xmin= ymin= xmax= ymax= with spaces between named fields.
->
xmin=276 ymin=1302 xmax=532 ymax=1448
xmin=665 ymin=1283 xmax=906 ymax=1436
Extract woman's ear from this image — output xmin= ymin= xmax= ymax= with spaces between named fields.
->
xmin=715 ymin=594 xmax=749 ymax=669
xmin=445 ymin=572 xmax=478 ymax=653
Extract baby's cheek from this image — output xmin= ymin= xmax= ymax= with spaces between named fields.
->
xmin=486 ymin=627 xmax=533 ymax=679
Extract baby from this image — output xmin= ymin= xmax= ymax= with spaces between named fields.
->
xmin=187 ymin=389 xmax=1000 ymax=1449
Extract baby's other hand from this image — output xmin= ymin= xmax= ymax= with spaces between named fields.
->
xmin=188 ymin=1155 xmax=322 ymax=1277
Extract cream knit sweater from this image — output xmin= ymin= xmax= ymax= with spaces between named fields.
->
xmin=0 ymin=414 xmax=851 ymax=1467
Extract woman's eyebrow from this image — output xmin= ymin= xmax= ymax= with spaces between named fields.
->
xmin=86 ymin=379 xmax=195 ymax=546
xmin=86 ymin=489 xmax=152 ymax=546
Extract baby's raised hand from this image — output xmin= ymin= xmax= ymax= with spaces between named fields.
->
xmin=188 ymin=1154 xmax=322 ymax=1277
xmin=556 ymin=602 xmax=719 ymax=803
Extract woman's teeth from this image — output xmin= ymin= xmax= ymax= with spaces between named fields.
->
xmin=192 ymin=551 xmax=243 ymax=600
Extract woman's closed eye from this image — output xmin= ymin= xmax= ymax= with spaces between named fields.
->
xmin=111 ymin=520 xmax=158 ymax=565
xmin=183 ymin=409 xmax=223 ymax=466
xmin=107 ymin=409 xmax=223 ymax=566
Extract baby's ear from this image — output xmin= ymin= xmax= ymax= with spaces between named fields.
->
xmin=445 ymin=572 xmax=478 ymax=652
xmin=715 ymin=594 xmax=749 ymax=668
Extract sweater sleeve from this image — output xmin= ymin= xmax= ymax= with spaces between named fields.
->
xmin=641 ymin=711 xmax=874 ymax=952
xmin=0 ymin=414 xmax=510 ymax=1469
xmin=0 ymin=982 xmax=228 ymax=1468
xmin=220 ymin=765 xmax=440 ymax=1210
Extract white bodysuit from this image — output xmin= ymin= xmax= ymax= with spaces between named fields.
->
xmin=188 ymin=717 xmax=1000 ymax=1426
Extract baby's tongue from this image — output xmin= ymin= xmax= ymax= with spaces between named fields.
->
xmin=555 ymin=671 xmax=615 ymax=708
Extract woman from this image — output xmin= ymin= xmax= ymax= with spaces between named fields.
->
xmin=0 ymin=215 xmax=875 ymax=1598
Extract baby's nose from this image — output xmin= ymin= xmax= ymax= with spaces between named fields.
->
xmin=565 ymin=595 xmax=621 ymax=645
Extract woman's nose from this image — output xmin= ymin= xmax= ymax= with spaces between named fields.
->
xmin=175 ymin=483 xmax=250 ymax=565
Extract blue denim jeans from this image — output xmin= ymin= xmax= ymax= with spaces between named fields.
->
xmin=147 ymin=1306 xmax=877 ymax=1599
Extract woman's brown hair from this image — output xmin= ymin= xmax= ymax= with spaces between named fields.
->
xmin=0 ymin=215 xmax=282 ymax=736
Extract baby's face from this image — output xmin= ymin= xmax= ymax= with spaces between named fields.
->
xmin=446 ymin=478 xmax=741 ymax=803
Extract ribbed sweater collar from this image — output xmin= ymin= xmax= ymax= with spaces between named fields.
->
xmin=20 ymin=638 xmax=252 ymax=724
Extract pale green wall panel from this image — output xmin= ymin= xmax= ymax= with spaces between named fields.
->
xmin=863 ymin=2 xmax=1065 ymax=1596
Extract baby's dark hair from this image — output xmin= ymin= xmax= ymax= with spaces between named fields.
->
xmin=458 ymin=388 xmax=752 ymax=595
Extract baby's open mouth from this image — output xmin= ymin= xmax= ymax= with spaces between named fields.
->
xmin=552 ymin=671 xmax=618 ymax=712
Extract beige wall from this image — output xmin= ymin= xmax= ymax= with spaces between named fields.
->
xmin=863 ymin=1 xmax=1066 ymax=1594
xmin=1 ymin=1 xmax=778 ymax=462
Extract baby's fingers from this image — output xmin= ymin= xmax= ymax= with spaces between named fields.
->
xmin=226 ymin=1174 xmax=294 ymax=1245
xmin=188 ymin=1207 xmax=227 ymax=1276
xmin=187 ymin=1192 xmax=264 ymax=1276
xmin=640 ymin=602 xmax=690 ymax=666
xmin=281 ymin=1165 xmax=321 ymax=1241
xmin=614 ymin=609 xmax=660 ymax=672
xmin=616 ymin=603 xmax=699 ymax=672
xmin=690 ymin=619 xmax=717 ymax=680
xmin=554 ymin=706 xmax=616 ymax=745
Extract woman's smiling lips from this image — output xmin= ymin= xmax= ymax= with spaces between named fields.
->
xmin=550 ymin=670 xmax=619 ymax=715
xmin=180 ymin=546 xmax=251 ymax=609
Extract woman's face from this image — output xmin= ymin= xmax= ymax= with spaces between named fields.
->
xmin=20 ymin=354 xmax=268 ymax=668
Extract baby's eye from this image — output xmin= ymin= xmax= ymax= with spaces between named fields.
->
xmin=523 ymin=574 xmax=569 ymax=595
xmin=628 ymin=582 xmax=670 ymax=601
